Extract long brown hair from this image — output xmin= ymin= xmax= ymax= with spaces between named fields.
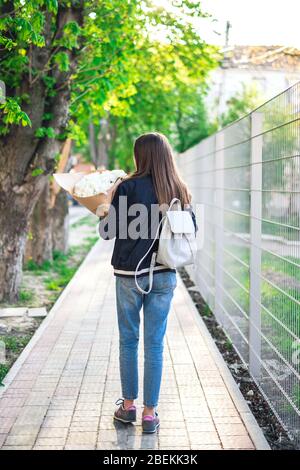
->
xmin=130 ymin=132 xmax=191 ymax=206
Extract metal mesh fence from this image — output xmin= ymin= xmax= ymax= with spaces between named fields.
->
xmin=176 ymin=82 xmax=300 ymax=445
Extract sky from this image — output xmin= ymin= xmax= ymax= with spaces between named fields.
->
xmin=153 ymin=0 xmax=300 ymax=48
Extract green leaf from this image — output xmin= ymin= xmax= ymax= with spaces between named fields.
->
xmin=54 ymin=51 xmax=70 ymax=72
xmin=31 ymin=168 xmax=44 ymax=177
xmin=21 ymin=115 xmax=31 ymax=127
xmin=45 ymin=0 xmax=58 ymax=14
xmin=35 ymin=127 xmax=56 ymax=138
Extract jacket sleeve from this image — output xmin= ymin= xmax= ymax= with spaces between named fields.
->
xmin=98 ymin=182 xmax=127 ymax=240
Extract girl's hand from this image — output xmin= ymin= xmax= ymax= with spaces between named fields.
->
xmin=96 ymin=203 xmax=110 ymax=218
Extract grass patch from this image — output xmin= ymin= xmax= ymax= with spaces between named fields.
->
xmin=0 ymin=364 xmax=9 ymax=386
xmin=25 ymin=259 xmax=53 ymax=273
xmin=202 ymin=304 xmax=212 ymax=317
xmin=0 ymin=335 xmax=31 ymax=353
xmin=19 ymin=289 xmax=35 ymax=303
xmin=71 ymin=215 xmax=96 ymax=228
xmin=0 ymin=334 xmax=33 ymax=386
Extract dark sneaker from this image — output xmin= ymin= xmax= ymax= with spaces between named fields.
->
xmin=142 ymin=411 xmax=160 ymax=433
xmin=114 ymin=398 xmax=137 ymax=423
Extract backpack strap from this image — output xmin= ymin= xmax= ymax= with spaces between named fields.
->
xmin=134 ymin=215 xmax=166 ymax=294
xmin=169 ymin=197 xmax=181 ymax=211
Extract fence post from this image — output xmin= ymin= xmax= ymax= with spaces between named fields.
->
xmin=214 ymin=130 xmax=224 ymax=325
xmin=249 ymin=111 xmax=263 ymax=379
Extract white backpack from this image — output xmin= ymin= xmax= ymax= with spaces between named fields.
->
xmin=135 ymin=198 xmax=197 ymax=294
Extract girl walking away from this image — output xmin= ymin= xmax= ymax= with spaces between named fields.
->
xmin=98 ymin=132 xmax=197 ymax=433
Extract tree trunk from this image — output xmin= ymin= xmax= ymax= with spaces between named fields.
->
xmin=0 ymin=3 xmax=84 ymax=302
xmin=0 ymin=221 xmax=28 ymax=303
xmin=0 ymin=180 xmax=44 ymax=302
xmin=24 ymin=139 xmax=72 ymax=264
xmin=51 ymin=189 xmax=69 ymax=254
xmin=24 ymin=180 xmax=53 ymax=265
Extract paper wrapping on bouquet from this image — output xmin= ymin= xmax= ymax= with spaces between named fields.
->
xmin=53 ymin=171 xmax=121 ymax=215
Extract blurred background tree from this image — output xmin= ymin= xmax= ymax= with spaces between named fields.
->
xmin=214 ymin=82 xmax=263 ymax=130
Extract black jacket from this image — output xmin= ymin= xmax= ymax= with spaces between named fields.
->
xmin=98 ymin=174 xmax=197 ymax=278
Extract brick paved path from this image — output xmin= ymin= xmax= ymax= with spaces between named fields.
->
xmin=0 ymin=240 xmax=269 ymax=450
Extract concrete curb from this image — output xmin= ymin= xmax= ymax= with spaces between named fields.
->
xmin=178 ymin=275 xmax=270 ymax=450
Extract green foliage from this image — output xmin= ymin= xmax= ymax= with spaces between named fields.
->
xmin=0 ymin=98 xmax=31 ymax=134
xmin=44 ymin=0 xmax=58 ymax=14
xmin=35 ymin=127 xmax=56 ymax=138
xmin=0 ymin=0 xmax=219 ymax=167
xmin=25 ymin=258 xmax=53 ymax=272
xmin=0 ymin=334 xmax=32 ymax=385
xmin=0 ymin=364 xmax=9 ymax=386
xmin=53 ymin=51 xmax=70 ymax=72
xmin=31 ymin=168 xmax=44 ymax=176
xmin=19 ymin=289 xmax=35 ymax=302
xmin=202 ymin=304 xmax=212 ymax=317
xmin=0 ymin=334 xmax=31 ymax=353
xmin=70 ymin=1 xmax=219 ymax=165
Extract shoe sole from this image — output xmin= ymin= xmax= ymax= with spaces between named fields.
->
xmin=113 ymin=414 xmax=136 ymax=424
xmin=142 ymin=422 xmax=160 ymax=433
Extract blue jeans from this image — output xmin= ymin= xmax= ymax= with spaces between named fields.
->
xmin=115 ymin=271 xmax=177 ymax=408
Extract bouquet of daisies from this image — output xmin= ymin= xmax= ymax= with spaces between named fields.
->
xmin=53 ymin=169 xmax=127 ymax=215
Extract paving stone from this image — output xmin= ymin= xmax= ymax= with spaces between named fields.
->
xmin=64 ymin=444 xmax=95 ymax=450
xmin=98 ymin=429 xmax=127 ymax=442
xmin=9 ymin=425 xmax=41 ymax=436
xmin=97 ymin=441 xmax=124 ymax=450
xmin=159 ymin=436 xmax=190 ymax=447
xmin=0 ymin=307 xmax=28 ymax=317
xmin=46 ymin=409 xmax=74 ymax=418
xmin=0 ymin=397 xmax=26 ymax=408
xmin=160 ymin=446 xmax=191 ymax=450
xmin=69 ymin=423 xmax=99 ymax=432
xmin=35 ymin=437 xmax=67 ymax=446
xmin=215 ymin=423 xmax=249 ymax=436
xmin=0 ymin=417 xmax=16 ymax=434
xmin=127 ymin=435 xmax=159 ymax=449
xmin=186 ymin=421 xmax=216 ymax=433
xmin=2 ymin=445 xmax=33 ymax=450
xmin=66 ymin=432 xmax=97 ymax=445
xmin=41 ymin=416 xmax=72 ymax=428
xmin=38 ymin=427 xmax=68 ymax=438
xmin=191 ymin=444 xmax=222 ymax=450
xmin=188 ymin=431 xmax=220 ymax=445
xmin=27 ymin=308 xmax=48 ymax=318
xmin=221 ymin=434 xmax=255 ymax=450
xmin=0 ymin=406 xmax=22 ymax=418
xmin=33 ymin=445 xmax=64 ymax=450
xmin=5 ymin=434 xmax=37 ymax=446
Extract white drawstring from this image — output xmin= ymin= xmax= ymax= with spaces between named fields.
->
xmin=134 ymin=216 xmax=165 ymax=294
